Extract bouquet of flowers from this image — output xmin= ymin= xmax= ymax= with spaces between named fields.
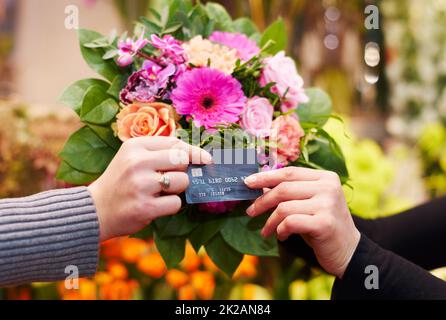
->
xmin=58 ymin=0 xmax=348 ymax=276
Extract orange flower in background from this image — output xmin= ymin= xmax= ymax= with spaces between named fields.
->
xmin=178 ymin=284 xmax=196 ymax=300
xmin=107 ymin=260 xmax=129 ymax=280
xmin=115 ymin=102 xmax=179 ymax=141
xmin=180 ymin=242 xmax=201 ymax=272
xmin=233 ymin=255 xmax=258 ymax=279
xmin=101 ymin=238 xmax=123 ymax=259
xmin=120 ymin=238 xmax=149 ymax=263
xmin=100 ymin=279 xmax=139 ymax=300
xmin=202 ymin=253 xmax=219 ymax=273
xmin=58 ymin=279 xmax=97 ymax=300
xmin=166 ymin=269 xmax=189 ymax=289
xmin=191 ymin=271 xmax=215 ymax=300
xmin=94 ymin=272 xmax=113 ymax=286
xmin=137 ymin=252 xmax=166 ymax=279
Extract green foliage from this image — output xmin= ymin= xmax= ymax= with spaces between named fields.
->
xmin=147 ymin=203 xmax=279 ymax=277
xmin=297 ymin=88 xmax=333 ymax=128
xmin=154 ymin=232 xmax=186 ymax=269
xmin=59 ymin=79 xmax=110 ymax=115
xmin=205 ymin=233 xmax=244 ymax=276
xmin=80 ymin=86 xmax=119 ymax=125
xmin=59 ymin=126 xmax=117 ymax=175
xmin=221 ymin=214 xmax=278 ymax=257
xmin=56 ymin=161 xmax=101 ymax=185
xmin=260 ymin=18 xmax=287 ymax=55
xmin=295 ymin=88 xmax=348 ymax=183
xmin=78 ymin=29 xmax=123 ymax=82
xmin=232 ymin=17 xmax=260 ymax=38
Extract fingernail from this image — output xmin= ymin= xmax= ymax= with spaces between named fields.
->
xmin=246 ymin=205 xmax=255 ymax=216
xmin=244 ymin=175 xmax=257 ymax=185
xmin=202 ymin=152 xmax=213 ymax=164
xmin=261 ymin=229 xmax=267 ymax=238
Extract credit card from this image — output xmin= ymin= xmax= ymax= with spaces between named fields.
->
xmin=186 ymin=149 xmax=262 ymax=204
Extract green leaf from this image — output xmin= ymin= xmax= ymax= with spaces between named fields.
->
xmin=103 ymin=49 xmax=119 ymax=60
xmin=304 ymin=134 xmax=349 ymax=182
xmin=189 ymin=214 xmax=226 ymax=252
xmin=260 ymin=18 xmax=287 ymax=55
xmin=162 ymin=22 xmax=183 ymax=35
xmin=154 ymin=232 xmax=186 ymax=268
xmin=232 ymin=18 xmax=259 ymax=37
xmin=131 ymin=224 xmax=154 ymax=239
xmin=59 ymin=126 xmax=116 ymax=174
xmin=78 ymin=29 xmax=122 ymax=82
xmin=107 ymin=75 xmax=127 ymax=100
xmin=83 ymin=98 xmax=118 ymax=125
xmin=87 ymin=123 xmax=122 ymax=151
xmin=205 ymin=2 xmax=233 ymax=32
xmin=59 ymin=79 xmax=109 ymax=115
xmin=56 ymin=161 xmax=100 ymax=185
xmin=297 ymin=88 xmax=333 ymax=128
xmin=221 ymin=214 xmax=279 ymax=257
xmin=205 ymin=233 xmax=243 ymax=276
xmin=157 ymin=209 xmax=199 ymax=238
xmin=80 ymin=86 xmax=118 ymax=125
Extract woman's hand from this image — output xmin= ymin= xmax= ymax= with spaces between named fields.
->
xmin=88 ymin=137 xmax=212 ymax=242
xmin=244 ymin=167 xmax=360 ymax=279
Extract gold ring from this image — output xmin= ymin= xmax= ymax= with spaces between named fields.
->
xmin=159 ymin=173 xmax=171 ymax=191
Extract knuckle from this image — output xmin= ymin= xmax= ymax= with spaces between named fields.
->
xmin=282 ymin=217 xmax=294 ymax=232
xmin=319 ymin=216 xmax=335 ymax=233
xmin=275 ymin=203 xmax=287 ymax=218
xmin=325 ymin=171 xmax=341 ymax=183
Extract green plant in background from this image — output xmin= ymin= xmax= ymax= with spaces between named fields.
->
xmin=419 ymin=123 xmax=446 ymax=197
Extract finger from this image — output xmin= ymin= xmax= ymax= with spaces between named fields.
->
xmin=246 ymin=181 xmax=319 ymax=217
xmin=156 ymin=172 xmax=190 ymax=195
xmin=136 ymin=137 xmax=212 ymax=165
xmin=276 ymin=214 xmax=317 ymax=241
xmin=151 ymin=195 xmax=182 ymax=218
xmin=147 ymin=148 xmax=209 ymax=171
xmin=245 ymin=167 xmax=325 ymax=189
xmin=261 ymin=199 xmax=316 ymax=238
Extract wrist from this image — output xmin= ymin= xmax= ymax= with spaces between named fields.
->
xmin=88 ymin=182 xmax=110 ymax=243
xmin=336 ymin=228 xmax=361 ymax=279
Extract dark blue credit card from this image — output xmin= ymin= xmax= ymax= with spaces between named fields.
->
xmin=186 ymin=149 xmax=262 ymax=204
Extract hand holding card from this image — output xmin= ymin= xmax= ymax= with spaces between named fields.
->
xmin=186 ymin=149 xmax=262 ymax=204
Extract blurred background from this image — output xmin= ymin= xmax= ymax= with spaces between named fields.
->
xmin=1 ymin=0 xmax=446 ymax=300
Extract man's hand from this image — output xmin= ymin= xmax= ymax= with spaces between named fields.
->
xmin=245 ymin=167 xmax=360 ymax=279
xmin=88 ymin=137 xmax=212 ymax=242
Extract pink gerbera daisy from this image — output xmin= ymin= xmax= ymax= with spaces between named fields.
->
xmin=209 ymin=31 xmax=260 ymax=61
xmin=171 ymin=68 xmax=247 ymax=129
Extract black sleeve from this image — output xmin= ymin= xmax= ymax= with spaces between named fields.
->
xmin=352 ymin=197 xmax=446 ymax=270
xmin=331 ymin=234 xmax=446 ymax=300
xmin=281 ymin=197 xmax=446 ymax=270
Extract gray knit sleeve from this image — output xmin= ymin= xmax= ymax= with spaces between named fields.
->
xmin=0 ymin=187 xmax=100 ymax=287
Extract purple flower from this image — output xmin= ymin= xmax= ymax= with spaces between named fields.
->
xmin=150 ymin=35 xmax=185 ymax=64
xmin=171 ymin=68 xmax=247 ymax=129
xmin=209 ymin=31 xmax=260 ymax=61
xmin=120 ymin=61 xmax=176 ymax=104
xmin=198 ymin=201 xmax=240 ymax=214
xmin=117 ymin=32 xmax=150 ymax=67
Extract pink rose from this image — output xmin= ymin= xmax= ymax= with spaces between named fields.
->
xmin=241 ymin=97 xmax=274 ymax=137
xmin=260 ymin=51 xmax=309 ymax=112
xmin=271 ymin=115 xmax=305 ymax=165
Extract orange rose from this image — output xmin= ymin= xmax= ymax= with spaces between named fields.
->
xmin=115 ymin=102 xmax=179 ymax=142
